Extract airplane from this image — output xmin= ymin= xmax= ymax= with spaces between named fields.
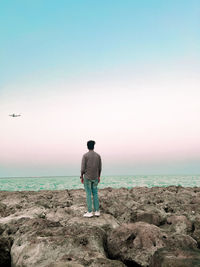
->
xmin=9 ymin=113 xmax=21 ymax=117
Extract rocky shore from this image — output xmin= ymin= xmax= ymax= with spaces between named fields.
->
xmin=1 ymin=186 xmax=200 ymax=267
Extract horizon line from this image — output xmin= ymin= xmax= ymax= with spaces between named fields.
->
xmin=0 ymin=174 xmax=200 ymax=179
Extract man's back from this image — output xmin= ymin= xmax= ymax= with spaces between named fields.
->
xmin=81 ymin=150 xmax=102 ymax=180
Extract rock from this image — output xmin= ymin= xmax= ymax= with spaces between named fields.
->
xmin=0 ymin=223 xmax=6 ymax=235
xmin=48 ymin=262 xmax=84 ymax=267
xmin=166 ymin=215 xmax=193 ymax=234
xmin=192 ymin=216 xmax=200 ymax=247
xmin=89 ymin=257 xmax=126 ymax=267
xmin=134 ymin=211 xmax=163 ymax=226
xmin=165 ymin=233 xmax=197 ymax=250
xmin=0 ymin=202 xmax=7 ymax=217
xmin=107 ymin=222 xmax=165 ymax=266
xmin=10 ymin=218 xmax=123 ymax=267
xmin=149 ymin=247 xmax=200 ymax=267
xmin=0 ymin=236 xmax=12 ymax=267
xmin=100 ymin=187 xmax=139 ymax=223
xmin=131 ymin=206 xmax=166 ymax=226
xmin=0 ymin=186 xmax=200 ymax=266
xmin=66 ymin=213 xmax=120 ymax=231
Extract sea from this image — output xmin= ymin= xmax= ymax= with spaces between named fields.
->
xmin=0 ymin=175 xmax=200 ymax=191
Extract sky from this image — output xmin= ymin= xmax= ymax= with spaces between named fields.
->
xmin=0 ymin=0 xmax=200 ymax=177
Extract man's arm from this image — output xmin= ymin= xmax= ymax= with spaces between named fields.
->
xmin=98 ymin=156 xmax=102 ymax=183
xmin=80 ymin=155 xmax=86 ymax=181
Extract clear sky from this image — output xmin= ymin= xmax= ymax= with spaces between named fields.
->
xmin=1 ymin=0 xmax=200 ymax=177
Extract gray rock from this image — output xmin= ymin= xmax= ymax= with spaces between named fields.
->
xmin=0 ymin=236 xmax=12 ymax=267
xmin=107 ymin=222 xmax=165 ymax=266
xmin=149 ymin=247 xmax=200 ymax=267
xmin=0 ymin=186 xmax=200 ymax=266
xmin=166 ymin=215 xmax=193 ymax=234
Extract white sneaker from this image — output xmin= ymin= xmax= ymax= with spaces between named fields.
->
xmin=94 ymin=211 xmax=100 ymax=217
xmin=83 ymin=212 xmax=93 ymax=217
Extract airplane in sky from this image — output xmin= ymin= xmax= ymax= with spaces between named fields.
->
xmin=9 ymin=113 xmax=22 ymax=117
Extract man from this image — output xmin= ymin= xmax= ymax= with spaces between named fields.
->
xmin=80 ymin=140 xmax=102 ymax=217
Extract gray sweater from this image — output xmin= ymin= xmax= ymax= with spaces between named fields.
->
xmin=81 ymin=150 xmax=102 ymax=180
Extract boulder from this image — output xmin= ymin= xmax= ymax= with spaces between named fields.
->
xmin=192 ymin=216 xmax=200 ymax=247
xmin=165 ymin=233 xmax=197 ymax=250
xmin=150 ymin=248 xmax=200 ymax=267
xmin=10 ymin=218 xmax=122 ymax=267
xmin=107 ymin=222 xmax=165 ymax=266
xmin=0 ymin=187 xmax=200 ymax=266
xmin=0 ymin=202 xmax=7 ymax=217
xmin=166 ymin=215 xmax=193 ymax=234
xmin=131 ymin=206 xmax=166 ymax=226
xmin=0 ymin=236 xmax=12 ymax=267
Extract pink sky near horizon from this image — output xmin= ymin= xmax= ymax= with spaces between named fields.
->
xmin=1 ymin=64 xmax=200 ymax=176
xmin=1 ymin=0 xmax=200 ymax=177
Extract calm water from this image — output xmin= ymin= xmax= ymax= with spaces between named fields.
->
xmin=0 ymin=175 xmax=200 ymax=191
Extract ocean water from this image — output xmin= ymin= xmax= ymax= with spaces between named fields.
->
xmin=0 ymin=175 xmax=200 ymax=191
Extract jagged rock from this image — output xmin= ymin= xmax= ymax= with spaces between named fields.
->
xmin=100 ymin=196 xmax=137 ymax=223
xmin=66 ymin=213 xmax=120 ymax=231
xmin=0 ymin=236 xmax=12 ymax=267
xmin=131 ymin=206 xmax=166 ymax=226
xmin=165 ymin=233 xmax=197 ymax=249
xmin=0 ymin=223 xmax=6 ymax=235
xmin=89 ymin=257 xmax=126 ymax=267
xmin=0 ymin=202 xmax=7 ymax=217
xmin=149 ymin=247 xmax=200 ymax=267
xmin=192 ymin=215 xmax=200 ymax=247
xmin=166 ymin=215 xmax=193 ymax=234
xmin=48 ymin=263 xmax=85 ymax=267
xmin=0 ymin=186 xmax=200 ymax=266
xmin=10 ymin=218 xmax=123 ymax=267
xmin=107 ymin=221 xmax=165 ymax=266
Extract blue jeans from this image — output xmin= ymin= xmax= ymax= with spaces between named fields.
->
xmin=84 ymin=178 xmax=99 ymax=212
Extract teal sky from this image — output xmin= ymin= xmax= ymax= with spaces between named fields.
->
xmin=0 ymin=0 xmax=200 ymax=177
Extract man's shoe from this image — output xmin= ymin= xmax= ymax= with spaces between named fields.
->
xmin=83 ymin=212 xmax=93 ymax=217
xmin=94 ymin=211 xmax=100 ymax=217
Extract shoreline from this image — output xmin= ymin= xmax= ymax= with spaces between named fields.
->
xmin=1 ymin=184 xmax=200 ymax=193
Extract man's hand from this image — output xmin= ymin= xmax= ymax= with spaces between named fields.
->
xmin=98 ymin=177 xmax=100 ymax=183
xmin=80 ymin=176 xmax=84 ymax=184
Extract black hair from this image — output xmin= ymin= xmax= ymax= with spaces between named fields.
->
xmin=87 ymin=140 xmax=95 ymax=150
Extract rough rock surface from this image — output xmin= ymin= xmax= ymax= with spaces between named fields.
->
xmin=0 ymin=186 xmax=200 ymax=266
xmin=149 ymin=248 xmax=200 ymax=267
